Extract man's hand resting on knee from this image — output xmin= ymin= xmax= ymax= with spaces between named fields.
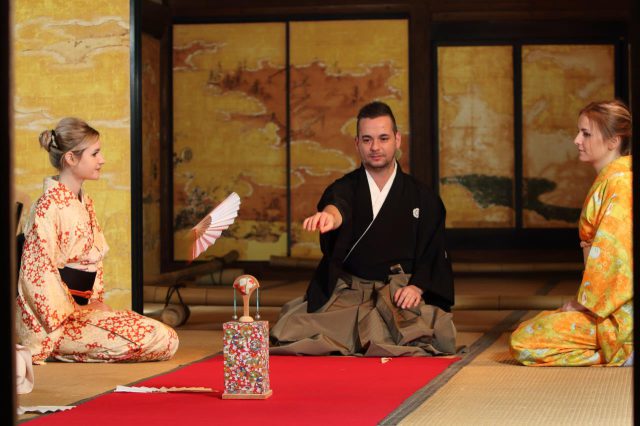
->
xmin=394 ymin=285 xmax=423 ymax=309
xmin=303 ymin=205 xmax=343 ymax=233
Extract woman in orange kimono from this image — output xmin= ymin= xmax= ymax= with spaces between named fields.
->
xmin=510 ymin=100 xmax=632 ymax=366
xmin=16 ymin=118 xmax=179 ymax=363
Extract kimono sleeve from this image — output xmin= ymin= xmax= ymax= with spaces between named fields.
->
xmin=307 ymin=174 xmax=357 ymax=312
xmin=89 ymin=261 xmax=105 ymax=303
xmin=19 ymin=201 xmax=76 ymax=333
xmin=317 ymin=177 xmax=354 ymax=224
xmin=85 ymin=195 xmax=108 ymax=304
xmin=408 ymin=191 xmax=454 ymax=309
xmin=577 ymin=177 xmax=632 ymax=318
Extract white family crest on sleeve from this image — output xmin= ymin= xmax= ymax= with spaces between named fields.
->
xmin=413 ymin=207 xmax=420 ymax=218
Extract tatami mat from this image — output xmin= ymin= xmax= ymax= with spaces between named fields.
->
xmin=397 ymin=333 xmax=633 ymax=426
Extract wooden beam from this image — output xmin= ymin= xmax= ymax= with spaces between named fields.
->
xmin=168 ymin=0 xmax=414 ymax=20
xmin=142 ymin=0 xmax=171 ymax=38
xmin=430 ymin=0 xmax=632 ymax=21
xmin=1 ymin=0 xmax=16 ymax=422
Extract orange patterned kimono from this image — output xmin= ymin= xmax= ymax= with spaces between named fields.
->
xmin=16 ymin=178 xmax=179 ymax=363
xmin=511 ymin=156 xmax=633 ymax=366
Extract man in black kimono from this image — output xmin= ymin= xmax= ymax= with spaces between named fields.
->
xmin=270 ymin=101 xmax=456 ymax=356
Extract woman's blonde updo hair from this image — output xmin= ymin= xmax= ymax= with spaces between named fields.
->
xmin=39 ymin=117 xmax=100 ymax=170
xmin=579 ymin=100 xmax=632 ymax=155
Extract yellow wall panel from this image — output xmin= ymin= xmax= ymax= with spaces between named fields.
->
xmin=14 ymin=0 xmax=132 ymax=309
xmin=438 ymin=46 xmax=515 ymax=228
xmin=289 ymin=20 xmax=410 ymax=257
xmin=173 ymin=23 xmax=287 ymax=261
xmin=522 ymin=45 xmax=614 ymax=228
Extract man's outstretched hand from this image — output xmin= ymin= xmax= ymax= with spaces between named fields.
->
xmin=302 ymin=205 xmax=342 ymax=233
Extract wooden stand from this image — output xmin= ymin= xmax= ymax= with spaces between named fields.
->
xmin=221 ymin=389 xmax=273 ymax=400
xmin=222 ymin=320 xmax=272 ymax=399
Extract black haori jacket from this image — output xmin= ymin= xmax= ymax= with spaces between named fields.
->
xmin=305 ymin=163 xmax=454 ymax=313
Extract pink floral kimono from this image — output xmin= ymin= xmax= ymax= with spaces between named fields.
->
xmin=16 ymin=177 xmax=178 ymax=363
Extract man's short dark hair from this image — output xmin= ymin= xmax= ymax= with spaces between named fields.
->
xmin=356 ymin=101 xmax=398 ymax=136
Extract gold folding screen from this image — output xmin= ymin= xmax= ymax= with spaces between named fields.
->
xmin=438 ymin=46 xmax=515 ymax=228
xmin=438 ymin=44 xmax=615 ymax=229
xmin=172 ymin=23 xmax=287 ymax=261
xmin=522 ymin=45 xmax=614 ymax=227
xmin=289 ymin=20 xmax=409 ymax=257
xmin=14 ymin=0 xmax=132 ymax=308
xmin=172 ymin=20 xmax=409 ymax=260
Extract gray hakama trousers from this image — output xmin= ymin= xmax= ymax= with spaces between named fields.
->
xmin=270 ymin=273 xmax=456 ymax=356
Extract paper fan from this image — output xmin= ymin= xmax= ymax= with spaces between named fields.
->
xmin=191 ymin=192 xmax=241 ymax=260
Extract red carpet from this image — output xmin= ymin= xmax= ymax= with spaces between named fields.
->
xmin=27 ymin=355 xmax=458 ymax=425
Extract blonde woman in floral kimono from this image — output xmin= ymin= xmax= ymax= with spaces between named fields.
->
xmin=16 ymin=117 xmax=179 ymax=363
xmin=511 ymin=100 xmax=632 ymax=366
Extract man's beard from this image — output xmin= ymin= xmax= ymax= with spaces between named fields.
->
xmin=365 ymin=156 xmax=393 ymax=170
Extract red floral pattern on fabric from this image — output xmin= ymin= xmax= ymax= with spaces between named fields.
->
xmin=16 ymin=178 xmax=178 ymax=363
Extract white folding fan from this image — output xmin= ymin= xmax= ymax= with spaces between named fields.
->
xmin=191 ymin=192 xmax=241 ymax=260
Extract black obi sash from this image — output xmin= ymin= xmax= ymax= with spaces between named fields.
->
xmin=59 ymin=267 xmax=96 ymax=305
